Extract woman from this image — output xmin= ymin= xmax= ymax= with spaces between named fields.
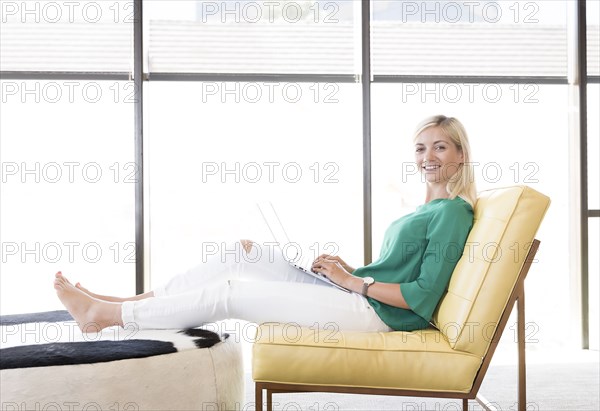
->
xmin=54 ymin=115 xmax=476 ymax=333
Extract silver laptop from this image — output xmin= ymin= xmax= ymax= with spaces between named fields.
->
xmin=257 ymin=202 xmax=350 ymax=293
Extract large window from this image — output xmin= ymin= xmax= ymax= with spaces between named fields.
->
xmin=0 ymin=0 xmax=132 ymax=72
xmin=0 ymin=0 xmax=134 ymax=315
xmin=145 ymin=1 xmax=358 ymax=74
xmin=372 ymin=0 xmax=567 ymax=76
xmin=146 ymin=82 xmax=363 ymax=287
xmin=0 ymin=81 xmax=135 ymax=314
xmin=142 ymin=1 xmax=363 ymax=287
xmin=369 ymin=0 xmax=571 ymax=353
xmin=0 ymin=0 xmax=596 ymax=353
xmin=371 ymin=84 xmax=570 ymax=350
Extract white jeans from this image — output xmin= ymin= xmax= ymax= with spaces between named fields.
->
xmin=121 ymin=241 xmax=391 ymax=332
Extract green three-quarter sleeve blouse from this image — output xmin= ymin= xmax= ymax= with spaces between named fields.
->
xmin=353 ymin=196 xmax=474 ymax=331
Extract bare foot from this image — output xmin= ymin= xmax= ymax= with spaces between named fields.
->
xmin=54 ymin=273 xmax=123 ymax=332
xmin=70 ymin=277 xmax=153 ymax=303
xmin=55 ymin=272 xmax=113 ymax=301
xmin=74 ymin=282 xmax=109 ymax=300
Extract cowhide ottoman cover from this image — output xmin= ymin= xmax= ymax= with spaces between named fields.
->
xmin=0 ymin=311 xmax=244 ymax=411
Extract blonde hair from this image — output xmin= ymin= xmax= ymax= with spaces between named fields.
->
xmin=413 ymin=115 xmax=477 ymax=208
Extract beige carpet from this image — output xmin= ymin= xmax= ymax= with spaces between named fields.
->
xmin=244 ymin=359 xmax=599 ymax=410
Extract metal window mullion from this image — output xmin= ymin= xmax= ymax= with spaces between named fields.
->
xmin=134 ymin=0 xmax=145 ymax=295
xmin=146 ymin=73 xmax=357 ymax=83
xmin=0 ymin=71 xmax=573 ymax=85
xmin=373 ymin=75 xmax=568 ymax=84
xmin=577 ymin=0 xmax=589 ymax=349
xmin=361 ymin=0 xmax=372 ymax=266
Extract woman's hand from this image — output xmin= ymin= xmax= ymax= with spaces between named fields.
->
xmin=313 ymin=254 xmax=355 ymax=273
xmin=311 ymin=256 xmax=361 ymax=292
xmin=313 ymin=256 xmax=411 ymax=309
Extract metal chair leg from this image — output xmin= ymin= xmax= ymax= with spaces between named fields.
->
xmin=266 ymin=389 xmax=273 ymax=411
xmin=518 ymin=290 xmax=527 ymax=411
xmin=255 ymin=383 xmax=263 ymax=411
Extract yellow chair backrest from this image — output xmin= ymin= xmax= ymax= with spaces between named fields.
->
xmin=431 ymin=186 xmax=550 ymax=357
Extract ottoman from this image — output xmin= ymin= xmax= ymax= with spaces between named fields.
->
xmin=0 ymin=310 xmax=244 ymax=411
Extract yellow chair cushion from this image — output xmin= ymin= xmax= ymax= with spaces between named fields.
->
xmin=252 ymin=324 xmax=482 ymax=393
xmin=432 ymin=186 xmax=550 ymax=356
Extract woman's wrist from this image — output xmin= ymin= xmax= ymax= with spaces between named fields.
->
xmin=343 ymin=276 xmax=363 ymax=293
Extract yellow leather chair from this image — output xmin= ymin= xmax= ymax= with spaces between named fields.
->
xmin=253 ymin=186 xmax=551 ymax=411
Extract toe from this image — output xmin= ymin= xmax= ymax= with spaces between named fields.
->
xmin=56 ymin=276 xmax=68 ymax=287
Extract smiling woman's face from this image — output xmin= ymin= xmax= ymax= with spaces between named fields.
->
xmin=414 ymin=126 xmax=464 ymax=186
